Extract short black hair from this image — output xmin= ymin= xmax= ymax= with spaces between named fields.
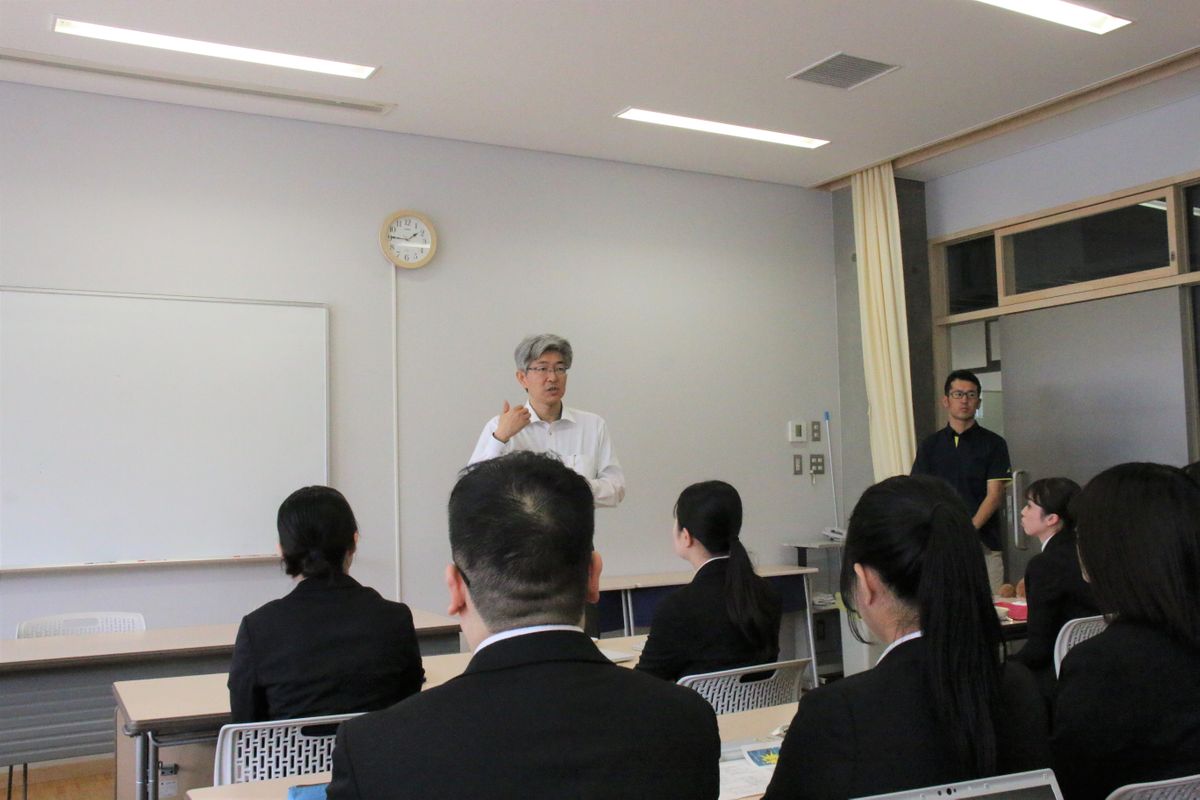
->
xmin=944 ymin=369 xmax=982 ymax=395
xmin=277 ymin=486 xmax=357 ymax=578
xmin=1072 ymin=462 xmax=1200 ymax=649
xmin=448 ymin=452 xmax=595 ymax=630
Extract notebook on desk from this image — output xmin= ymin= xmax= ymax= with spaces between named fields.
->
xmin=853 ymin=769 xmax=1063 ymax=800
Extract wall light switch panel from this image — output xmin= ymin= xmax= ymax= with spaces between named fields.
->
xmin=787 ymin=420 xmax=806 ymax=442
xmin=810 ymin=421 xmax=822 ymax=442
xmin=809 ymin=454 xmax=825 ymax=475
xmin=793 ymin=454 xmax=804 ymax=475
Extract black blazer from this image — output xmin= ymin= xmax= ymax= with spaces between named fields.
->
xmin=1011 ymin=530 xmax=1097 ymax=686
xmin=763 ymin=638 xmax=1049 ymax=800
xmin=1052 ymin=621 xmax=1200 ymax=800
xmin=326 ymin=629 xmax=720 ymax=800
xmin=636 ymin=558 xmax=782 ymax=681
xmin=227 ymin=573 xmax=424 ymax=722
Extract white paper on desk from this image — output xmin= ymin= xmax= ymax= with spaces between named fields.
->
xmin=719 ymin=758 xmax=775 ymax=800
xmin=598 ymin=648 xmax=637 ymax=663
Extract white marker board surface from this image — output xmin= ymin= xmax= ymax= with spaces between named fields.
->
xmin=0 ymin=289 xmax=329 ymax=569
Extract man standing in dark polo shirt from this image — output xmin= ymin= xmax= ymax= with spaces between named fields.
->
xmin=912 ymin=369 xmax=1011 ymax=591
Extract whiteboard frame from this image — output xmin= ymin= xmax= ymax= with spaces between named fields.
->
xmin=0 ymin=285 xmax=331 ymax=570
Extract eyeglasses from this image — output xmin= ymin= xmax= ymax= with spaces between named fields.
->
xmin=948 ymin=390 xmax=979 ymax=401
xmin=525 ymin=365 xmax=569 ymax=376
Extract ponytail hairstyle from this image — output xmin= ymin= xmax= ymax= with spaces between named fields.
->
xmin=839 ymin=475 xmax=1003 ymax=776
xmin=277 ymin=486 xmax=358 ymax=580
xmin=675 ymin=481 xmax=779 ymax=654
xmin=1025 ymin=477 xmax=1081 ymax=535
xmin=1072 ymin=463 xmax=1200 ymax=649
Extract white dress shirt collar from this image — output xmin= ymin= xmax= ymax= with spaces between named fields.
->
xmin=879 ymin=629 xmax=923 ymax=662
xmin=474 ymin=623 xmax=583 ymax=654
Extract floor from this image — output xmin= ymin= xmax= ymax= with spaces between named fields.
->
xmin=8 ymin=768 xmax=114 ymax=800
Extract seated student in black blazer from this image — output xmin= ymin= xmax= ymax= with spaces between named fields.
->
xmin=1011 ymin=477 xmax=1097 ymax=701
xmin=636 ymin=480 xmax=781 ymax=681
xmin=764 ymin=475 xmax=1049 ymax=800
xmin=227 ymin=486 xmax=424 ymax=722
xmin=327 ymin=452 xmax=720 ymax=800
xmin=1052 ymin=463 xmax=1200 ymax=799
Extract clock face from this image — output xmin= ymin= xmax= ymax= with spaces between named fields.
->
xmin=381 ymin=212 xmax=437 ymax=269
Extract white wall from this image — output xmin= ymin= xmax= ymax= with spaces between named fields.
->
xmin=0 ymin=82 xmax=839 ymax=631
xmin=925 ymin=91 xmax=1200 ymax=238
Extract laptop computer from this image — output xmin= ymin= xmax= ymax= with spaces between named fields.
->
xmin=853 ymin=769 xmax=1064 ymax=800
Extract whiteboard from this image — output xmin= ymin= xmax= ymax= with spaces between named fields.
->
xmin=0 ymin=289 xmax=329 ymax=568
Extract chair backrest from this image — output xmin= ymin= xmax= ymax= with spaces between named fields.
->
xmin=213 ymin=713 xmax=362 ymax=786
xmin=1053 ymin=614 xmax=1108 ymax=677
xmin=1105 ymin=772 xmax=1200 ymax=799
xmin=16 ymin=611 xmax=146 ymax=638
xmin=677 ymin=658 xmax=810 ymax=715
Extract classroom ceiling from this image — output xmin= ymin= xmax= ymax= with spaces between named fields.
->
xmin=2 ymin=0 xmax=1199 ymax=188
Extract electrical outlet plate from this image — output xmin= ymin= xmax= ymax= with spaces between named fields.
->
xmin=810 ymin=420 xmax=822 ymax=442
xmin=809 ymin=454 xmax=826 ymax=475
xmin=787 ymin=420 xmax=806 ymax=443
xmin=793 ymin=454 xmax=804 ymax=475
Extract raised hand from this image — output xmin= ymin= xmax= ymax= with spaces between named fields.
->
xmin=493 ymin=400 xmax=531 ymax=443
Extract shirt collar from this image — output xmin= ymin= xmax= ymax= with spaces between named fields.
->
xmin=879 ymin=629 xmax=923 ymax=662
xmin=525 ymin=401 xmax=575 ymax=425
xmin=697 ymin=554 xmax=731 ymax=571
xmin=1041 ymin=531 xmax=1056 ymax=551
xmin=474 ymin=623 xmax=583 ymax=654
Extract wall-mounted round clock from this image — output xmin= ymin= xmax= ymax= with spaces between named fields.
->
xmin=380 ymin=210 xmax=437 ymax=269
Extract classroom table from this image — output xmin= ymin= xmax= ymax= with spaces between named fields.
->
xmin=115 ymin=634 xmax=644 ymax=800
xmin=0 ymin=610 xmax=459 ymax=793
xmin=183 ymin=699 xmax=800 ymax=799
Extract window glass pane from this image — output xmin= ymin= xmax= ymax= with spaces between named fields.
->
xmin=1009 ymin=199 xmax=1169 ymax=294
xmin=946 ymin=236 xmax=997 ymax=313
xmin=1187 ymin=185 xmax=1200 ymax=272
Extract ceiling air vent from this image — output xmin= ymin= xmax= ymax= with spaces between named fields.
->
xmin=789 ymin=53 xmax=898 ymax=90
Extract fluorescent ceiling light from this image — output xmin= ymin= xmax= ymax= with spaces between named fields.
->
xmin=616 ymin=108 xmax=828 ymax=149
xmin=970 ymin=0 xmax=1131 ymax=34
xmin=53 ymin=18 xmax=376 ymax=78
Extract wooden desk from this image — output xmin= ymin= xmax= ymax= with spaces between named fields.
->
xmin=116 ymin=634 xmax=642 ymax=800
xmin=184 ymin=696 xmax=799 ymax=800
xmin=0 ymin=610 xmax=458 ymax=797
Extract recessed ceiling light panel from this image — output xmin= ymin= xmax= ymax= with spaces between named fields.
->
xmin=53 ymin=18 xmax=377 ymax=78
xmin=616 ymin=108 xmax=828 ymax=149
xmin=970 ymin=0 xmax=1132 ymax=34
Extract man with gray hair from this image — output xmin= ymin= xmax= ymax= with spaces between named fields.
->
xmin=468 ymin=333 xmax=625 ymax=507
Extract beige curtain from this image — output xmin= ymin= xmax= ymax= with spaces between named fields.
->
xmin=851 ymin=162 xmax=916 ymax=481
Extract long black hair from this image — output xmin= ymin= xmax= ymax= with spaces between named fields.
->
xmin=1073 ymin=462 xmax=1200 ymax=649
xmin=675 ymin=481 xmax=779 ymax=654
xmin=840 ymin=475 xmax=1003 ymax=775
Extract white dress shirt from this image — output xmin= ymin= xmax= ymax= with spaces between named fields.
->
xmin=468 ymin=402 xmax=625 ymax=507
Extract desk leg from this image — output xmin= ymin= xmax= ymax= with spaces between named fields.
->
xmin=622 ymin=589 xmax=634 ymax=636
xmin=146 ymin=733 xmax=160 ymax=800
xmin=802 ymin=574 xmax=819 ymax=688
xmin=132 ymin=733 xmax=147 ymax=800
